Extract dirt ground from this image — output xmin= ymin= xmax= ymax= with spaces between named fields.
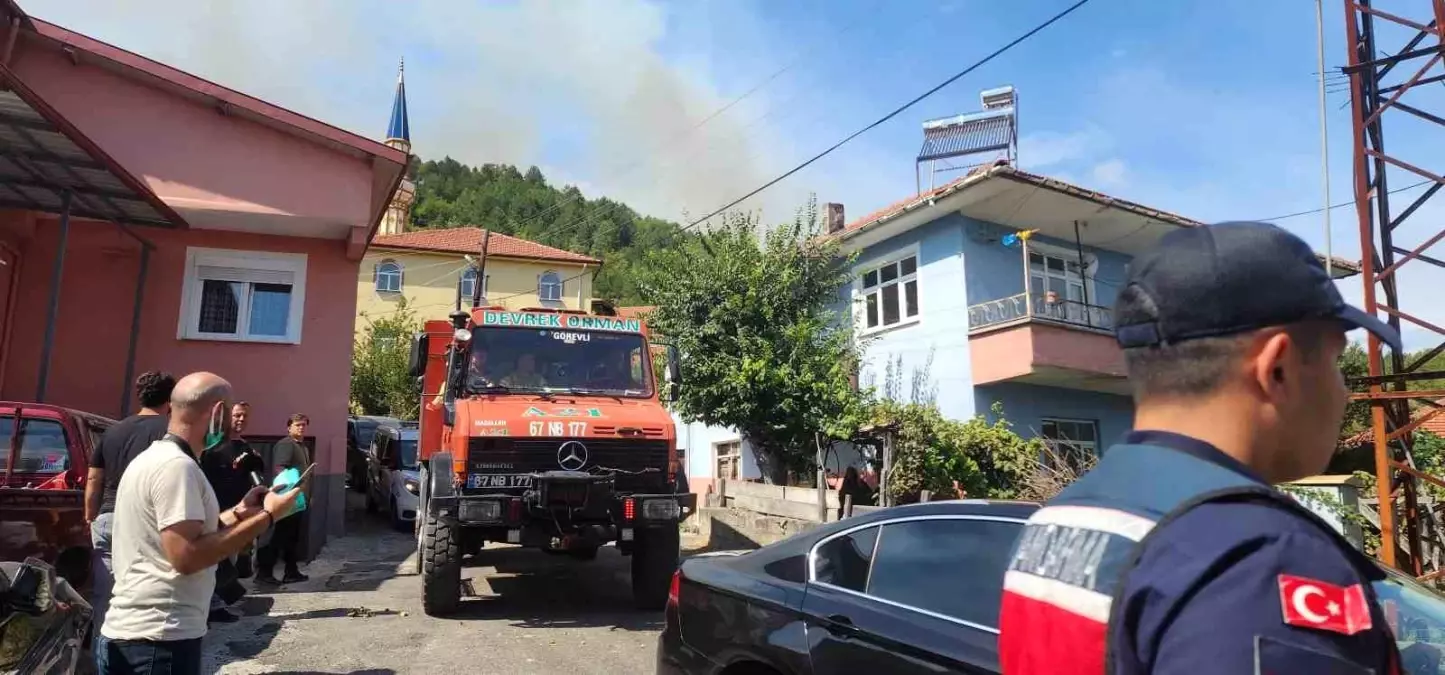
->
xmin=199 ymin=493 xmax=708 ymax=675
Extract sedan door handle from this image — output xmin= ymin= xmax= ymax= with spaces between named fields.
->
xmin=825 ymin=614 xmax=856 ymax=635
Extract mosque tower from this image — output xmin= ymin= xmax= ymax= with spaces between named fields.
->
xmin=379 ymin=58 xmax=414 ymax=236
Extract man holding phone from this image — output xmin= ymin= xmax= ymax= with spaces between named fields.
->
xmin=256 ymin=413 xmax=313 ymax=585
xmin=100 ymin=372 xmax=303 ymax=675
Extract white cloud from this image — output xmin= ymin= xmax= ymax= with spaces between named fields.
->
xmin=1090 ymin=159 xmax=1128 ymax=188
xmin=1018 ymin=127 xmax=1111 ymax=170
xmin=32 ymin=0 xmax=800 ymax=224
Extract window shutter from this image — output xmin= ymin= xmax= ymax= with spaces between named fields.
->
xmin=372 ymin=262 xmax=379 ymax=283
xmin=196 ymin=265 xmax=294 ymax=285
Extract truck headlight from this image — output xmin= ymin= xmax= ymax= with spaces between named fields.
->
xmin=404 ymin=479 xmax=419 ymax=495
xmin=643 ymin=499 xmax=681 ymax=520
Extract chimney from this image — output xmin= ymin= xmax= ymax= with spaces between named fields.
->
xmin=825 ymin=202 xmax=846 ymax=234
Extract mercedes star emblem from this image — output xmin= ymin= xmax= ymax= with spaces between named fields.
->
xmin=557 ymin=441 xmax=589 ymax=471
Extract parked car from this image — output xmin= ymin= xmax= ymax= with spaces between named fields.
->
xmin=657 ymin=499 xmax=1445 ymax=675
xmin=347 ymin=414 xmax=400 ymax=492
xmin=364 ymin=425 xmax=419 ymax=531
xmin=0 ymin=402 xmax=115 ymax=590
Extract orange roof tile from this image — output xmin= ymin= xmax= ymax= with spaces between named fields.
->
xmin=371 ymin=227 xmax=600 ymax=264
xmin=1341 ymin=399 xmax=1445 ymax=447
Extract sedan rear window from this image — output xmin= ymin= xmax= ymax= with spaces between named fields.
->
xmin=813 ymin=526 xmax=878 ymax=592
xmin=866 ymin=519 xmax=1021 ymax=628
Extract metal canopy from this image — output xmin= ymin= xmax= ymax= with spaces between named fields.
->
xmin=0 ymin=86 xmax=174 ymax=227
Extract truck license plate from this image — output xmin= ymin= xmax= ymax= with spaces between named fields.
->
xmin=467 ymin=473 xmax=533 ymax=489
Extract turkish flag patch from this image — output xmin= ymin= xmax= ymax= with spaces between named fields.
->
xmin=1278 ymin=574 xmax=1373 ymax=635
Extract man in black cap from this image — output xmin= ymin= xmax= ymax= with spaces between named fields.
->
xmin=998 ymin=222 xmax=1427 ymax=673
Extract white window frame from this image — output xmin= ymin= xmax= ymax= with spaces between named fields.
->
xmin=853 ymin=244 xmax=921 ymax=335
xmin=1026 ymin=242 xmax=1098 ymax=306
xmin=375 ymin=259 xmax=403 ymax=294
xmin=1039 ymin=417 xmax=1099 ymax=459
xmin=178 ymin=247 xmax=307 ymax=345
xmin=538 ymin=270 xmax=563 ymax=302
xmin=459 ymin=269 xmax=488 ymax=302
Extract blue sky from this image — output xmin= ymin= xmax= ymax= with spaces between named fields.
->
xmin=35 ymin=0 xmax=1445 ymax=348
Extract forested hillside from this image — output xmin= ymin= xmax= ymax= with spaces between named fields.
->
xmin=407 ymin=157 xmax=689 ymax=305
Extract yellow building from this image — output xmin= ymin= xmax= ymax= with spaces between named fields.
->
xmin=357 ymin=227 xmax=601 ymax=331
xmin=358 ymin=62 xmax=599 ymax=333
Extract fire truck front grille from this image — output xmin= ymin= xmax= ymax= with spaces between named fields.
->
xmin=467 ymin=438 xmax=670 ymax=493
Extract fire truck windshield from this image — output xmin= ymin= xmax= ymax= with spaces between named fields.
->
xmin=465 ymin=326 xmax=654 ymax=398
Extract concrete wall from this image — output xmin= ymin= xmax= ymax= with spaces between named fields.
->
xmin=850 ymin=215 xmax=974 ymax=420
xmin=356 ymin=248 xmax=594 ymax=333
xmin=974 ymin=381 xmax=1135 ymax=449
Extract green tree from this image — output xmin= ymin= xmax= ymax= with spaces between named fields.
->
xmin=639 ymin=200 xmax=862 ymax=483
xmin=870 ymin=399 xmax=1042 ymax=504
xmin=407 ymin=156 xmax=691 ymax=305
xmin=352 ymin=298 xmax=422 ymax=419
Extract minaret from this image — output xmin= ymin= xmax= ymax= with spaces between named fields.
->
xmin=380 ymin=58 xmax=414 ymax=236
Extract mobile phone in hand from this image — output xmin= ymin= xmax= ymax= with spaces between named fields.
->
xmin=271 ymin=463 xmax=317 ymax=493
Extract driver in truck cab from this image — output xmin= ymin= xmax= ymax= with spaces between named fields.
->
xmin=501 ymin=354 xmax=544 ymax=388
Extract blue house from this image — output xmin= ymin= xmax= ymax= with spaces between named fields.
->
xmin=830 ymin=160 xmax=1358 ymax=462
xmin=675 ymin=96 xmax=1358 ymax=492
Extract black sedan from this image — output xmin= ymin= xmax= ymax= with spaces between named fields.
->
xmin=657 ymin=499 xmax=1035 ymax=675
xmin=657 ymin=499 xmax=1445 ymax=675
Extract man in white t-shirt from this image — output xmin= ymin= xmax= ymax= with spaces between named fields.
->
xmin=100 ymin=372 xmax=302 ymax=675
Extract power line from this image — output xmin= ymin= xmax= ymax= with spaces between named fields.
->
xmin=439 ymin=0 xmax=888 ymax=248
xmin=1257 ymin=179 xmax=1431 ymax=222
xmin=681 ymin=0 xmax=1096 ymax=232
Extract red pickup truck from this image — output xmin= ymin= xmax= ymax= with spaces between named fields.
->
xmin=0 ymin=401 xmax=114 ymax=588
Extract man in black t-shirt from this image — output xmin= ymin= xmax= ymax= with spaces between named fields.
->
xmin=84 ymin=371 xmax=175 ymax=653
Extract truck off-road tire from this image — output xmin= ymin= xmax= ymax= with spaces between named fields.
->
xmin=420 ymin=513 xmax=462 ymax=616
xmin=631 ymin=526 xmax=681 ymax=610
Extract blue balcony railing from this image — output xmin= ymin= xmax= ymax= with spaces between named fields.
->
xmin=967 ymin=293 xmax=1113 ymax=333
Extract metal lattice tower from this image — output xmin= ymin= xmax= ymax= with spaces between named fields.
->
xmin=1344 ymin=0 xmax=1445 ymax=577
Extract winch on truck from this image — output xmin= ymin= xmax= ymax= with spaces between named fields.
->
xmin=407 ymin=304 xmax=694 ymax=615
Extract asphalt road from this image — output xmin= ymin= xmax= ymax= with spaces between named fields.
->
xmin=201 ymin=493 xmax=674 ymax=675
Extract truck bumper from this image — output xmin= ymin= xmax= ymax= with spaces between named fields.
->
xmin=425 ymin=471 xmax=697 ymax=545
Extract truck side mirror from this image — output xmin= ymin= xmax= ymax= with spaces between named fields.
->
xmin=408 ymin=331 xmax=429 ymax=378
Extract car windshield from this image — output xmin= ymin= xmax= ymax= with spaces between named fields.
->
xmin=1373 ymin=568 xmax=1445 ymax=656
xmin=465 ymin=326 xmax=653 ymax=397
xmin=397 ymin=439 xmax=418 ymax=470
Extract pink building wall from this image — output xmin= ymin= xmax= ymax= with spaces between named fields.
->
xmin=10 ymin=42 xmax=374 ymax=232
xmin=0 ymin=11 xmax=407 ymax=556
xmin=970 ymin=323 xmax=1125 ymax=385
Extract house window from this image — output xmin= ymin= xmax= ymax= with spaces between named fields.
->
xmin=716 ymin=440 xmax=742 ymax=481
xmin=459 ymin=268 xmax=487 ymax=302
xmin=1040 ymin=418 xmax=1098 ymax=467
xmin=539 ymin=271 xmax=563 ymax=302
xmin=179 ymin=248 xmax=307 ymax=344
xmin=859 ymin=254 xmax=919 ymax=331
xmin=375 ymin=260 xmax=403 ymax=294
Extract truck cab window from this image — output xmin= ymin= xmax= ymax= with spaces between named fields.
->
xmin=0 ymin=418 xmax=71 ymax=473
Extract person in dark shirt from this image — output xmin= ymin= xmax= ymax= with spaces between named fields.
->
xmin=256 ymin=413 xmax=312 ymax=585
xmin=199 ymin=402 xmax=263 ymax=623
xmin=84 ymin=370 xmax=175 ymax=657
xmin=221 ymin=402 xmax=265 ymax=580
